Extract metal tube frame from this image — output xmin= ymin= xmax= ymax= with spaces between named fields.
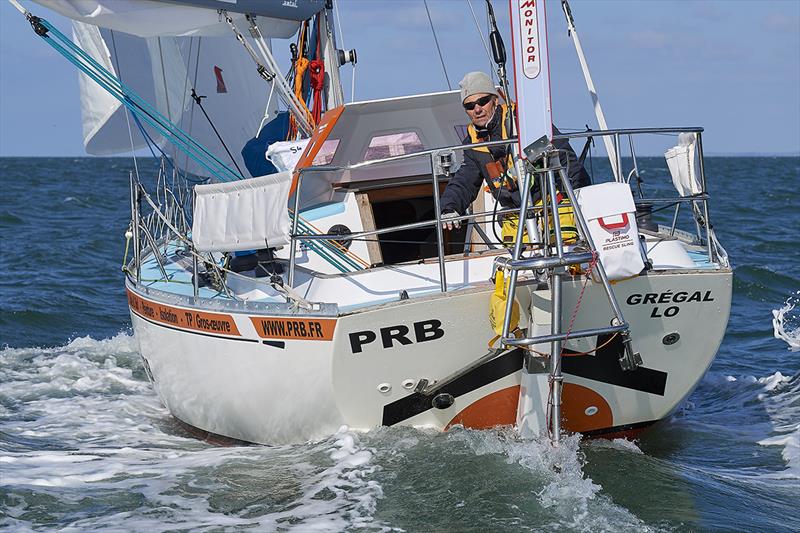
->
xmin=670 ymin=202 xmax=682 ymax=237
xmin=288 ymin=172 xmax=304 ymax=288
xmin=696 ymin=132 xmax=715 ymax=262
xmin=431 ymin=152 xmax=447 ymax=292
xmin=550 ymin=269 xmax=563 ymax=443
xmin=546 ymin=160 xmax=565 ymax=257
xmin=504 ymin=323 xmax=628 ymax=346
xmin=613 ymin=133 xmax=623 ymax=184
xmin=539 ymin=169 xmax=550 ymax=256
xmin=129 ymin=172 xmax=141 ymax=284
xmin=500 ymin=158 xmax=533 ymax=339
xmin=557 ymin=165 xmax=641 ymax=370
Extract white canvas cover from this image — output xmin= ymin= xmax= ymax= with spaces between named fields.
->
xmin=665 ymin=133 xmax=703 ymax=196
xmin=575 ymin=182 xmax=645 ymax=281
xmin=192 ymin=172 xmax=292 ymax=252
xmin=266 ymin=139 xmax=312 ymax=172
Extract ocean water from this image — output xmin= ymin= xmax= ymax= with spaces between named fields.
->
xmin=1 ymin=156 xmax=798 ymax=532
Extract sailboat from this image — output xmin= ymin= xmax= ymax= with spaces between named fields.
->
xmin=14 ymin=0 xmax=732 ymax=446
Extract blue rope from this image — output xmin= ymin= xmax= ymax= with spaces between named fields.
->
xmin=131 ymin=113 xmax=168 ymax=164
xmin=295 ymin=218 xmax=362 ymax=272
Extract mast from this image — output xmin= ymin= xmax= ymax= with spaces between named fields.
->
xmin=561 ymin=0 xmax=621 ymax=182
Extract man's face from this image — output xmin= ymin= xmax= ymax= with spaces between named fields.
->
xmin=463 ymin=93 xmax=497 ymax=128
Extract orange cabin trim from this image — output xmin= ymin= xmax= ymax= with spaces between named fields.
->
xmin=290 ymin=105 xmax=345 ymax=196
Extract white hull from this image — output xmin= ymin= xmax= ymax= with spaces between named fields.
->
xmin=129 ymin=264 xmax=732 ymax=444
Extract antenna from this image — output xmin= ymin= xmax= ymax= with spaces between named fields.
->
xmin=485 ymin=0 xmax=512 ymax=106
xmin=561 ymin=0 xmax=621 ymax=182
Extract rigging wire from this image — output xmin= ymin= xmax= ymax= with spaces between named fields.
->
xmin=466 ymin=0 xmax=495 ymax=81
xmin=156 ymin=37 xmax=181 ymax=168
xmin=332 ymin=0 xmax=355 ymax=102
xmin=423 ymin=0 xmax=452 ymax=91
xmin=177 ymin=36 xmax=196 ymax=172
xmin=190 ymin=88 xmax=246 ymax=179
xmin=184 ymin=37 xmax=203 ymax=172
xmin=108 ymin=30 xmax=140 ymax=183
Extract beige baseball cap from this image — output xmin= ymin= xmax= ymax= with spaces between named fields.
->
xmin=459 ymin=71 xmax=498 ymax=103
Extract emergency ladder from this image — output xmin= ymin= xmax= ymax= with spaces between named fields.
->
xmin=496 ymin=148 xmax=642 ymax=445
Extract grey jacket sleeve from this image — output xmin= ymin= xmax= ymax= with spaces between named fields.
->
xmin=439 ymin=150 xmax=484 ymax=215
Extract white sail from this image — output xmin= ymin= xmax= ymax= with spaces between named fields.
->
xmin=34 ymin=0 xmax=304 ymax=38
xmin=72 ymin=22 xmax=168 ymax=155
xmin=32 ymin=0 xmax=340 ymax=176
xmin=170 ymin=33 xmax=277 ymax=177
xmin=69 ymin=22 xmax=279 ymax=177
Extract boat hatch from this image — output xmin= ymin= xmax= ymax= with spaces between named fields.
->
xmin=351 ymin=178 xmax=468 ymax=265
xmin=297 ymin=90 xmax=479 ymax=265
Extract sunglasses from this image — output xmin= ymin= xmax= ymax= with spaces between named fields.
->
xmin=463 ymin=94 xmax=494 ymax=111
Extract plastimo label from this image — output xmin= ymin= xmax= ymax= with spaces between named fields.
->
xmin=518 ymin=0 xmax=542 ymax=79
xmin=250 ymin=317 xmax=337 ymax=341
xmin=127 ymin=289 xmax=241 ymax=336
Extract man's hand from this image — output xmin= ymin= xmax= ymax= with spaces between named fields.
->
xmin=441 ymin=210 xmax=461 ymax=230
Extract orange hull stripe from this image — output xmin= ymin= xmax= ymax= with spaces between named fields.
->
xmin=249 ymin=316 xmax=336 ymax=341
xmin=127 ymin=289 xmax=241 ymax=336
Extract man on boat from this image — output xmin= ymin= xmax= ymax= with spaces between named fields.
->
xmin=439 ymin=71 xmax=590 ymax=242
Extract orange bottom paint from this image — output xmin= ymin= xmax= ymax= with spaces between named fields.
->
xmin=446 ymin=385 xmax=521 ymax=430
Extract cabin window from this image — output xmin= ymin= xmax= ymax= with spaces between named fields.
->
xmin=454 ymin=125 xmax=469 ymax=140
xmin=313 ymin=139 xmax=340 ymax=166
xmin=364 ymin=132 xmax=424 ymax=161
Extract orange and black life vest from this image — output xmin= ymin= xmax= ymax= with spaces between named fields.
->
xmin=466 ymin=104 xmax=517 ymax=194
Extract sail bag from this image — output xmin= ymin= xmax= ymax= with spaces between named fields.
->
xmin=192 ymin=172 xmax=292 ymax=252
xmin=575 ymin=182 xmax=645 ymax=281
xmin=665 ymin=133 xmax=703 ymax=197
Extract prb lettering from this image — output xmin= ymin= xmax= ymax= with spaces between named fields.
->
xmin=350 ymin=319 xmax=445 ymax=354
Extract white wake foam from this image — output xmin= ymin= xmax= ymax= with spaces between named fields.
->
xmin=772 ymin=290 xmax=800 ymax=352
xmin=755 ymin=372 xmax=800 ymax=479
xmin=2 ymin=336 xmax=389 ymax=531
xmin=445 ymin=428 xmax=660 ymax=532
xmin=720 ymin=371 xmax=800 ymax=480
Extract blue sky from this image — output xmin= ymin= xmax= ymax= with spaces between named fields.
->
xmin=1 ymin=0 xmax=798 ymax=156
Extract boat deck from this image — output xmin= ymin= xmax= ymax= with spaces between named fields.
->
xmin=135 ymin=231 xmax=724 ymax=312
